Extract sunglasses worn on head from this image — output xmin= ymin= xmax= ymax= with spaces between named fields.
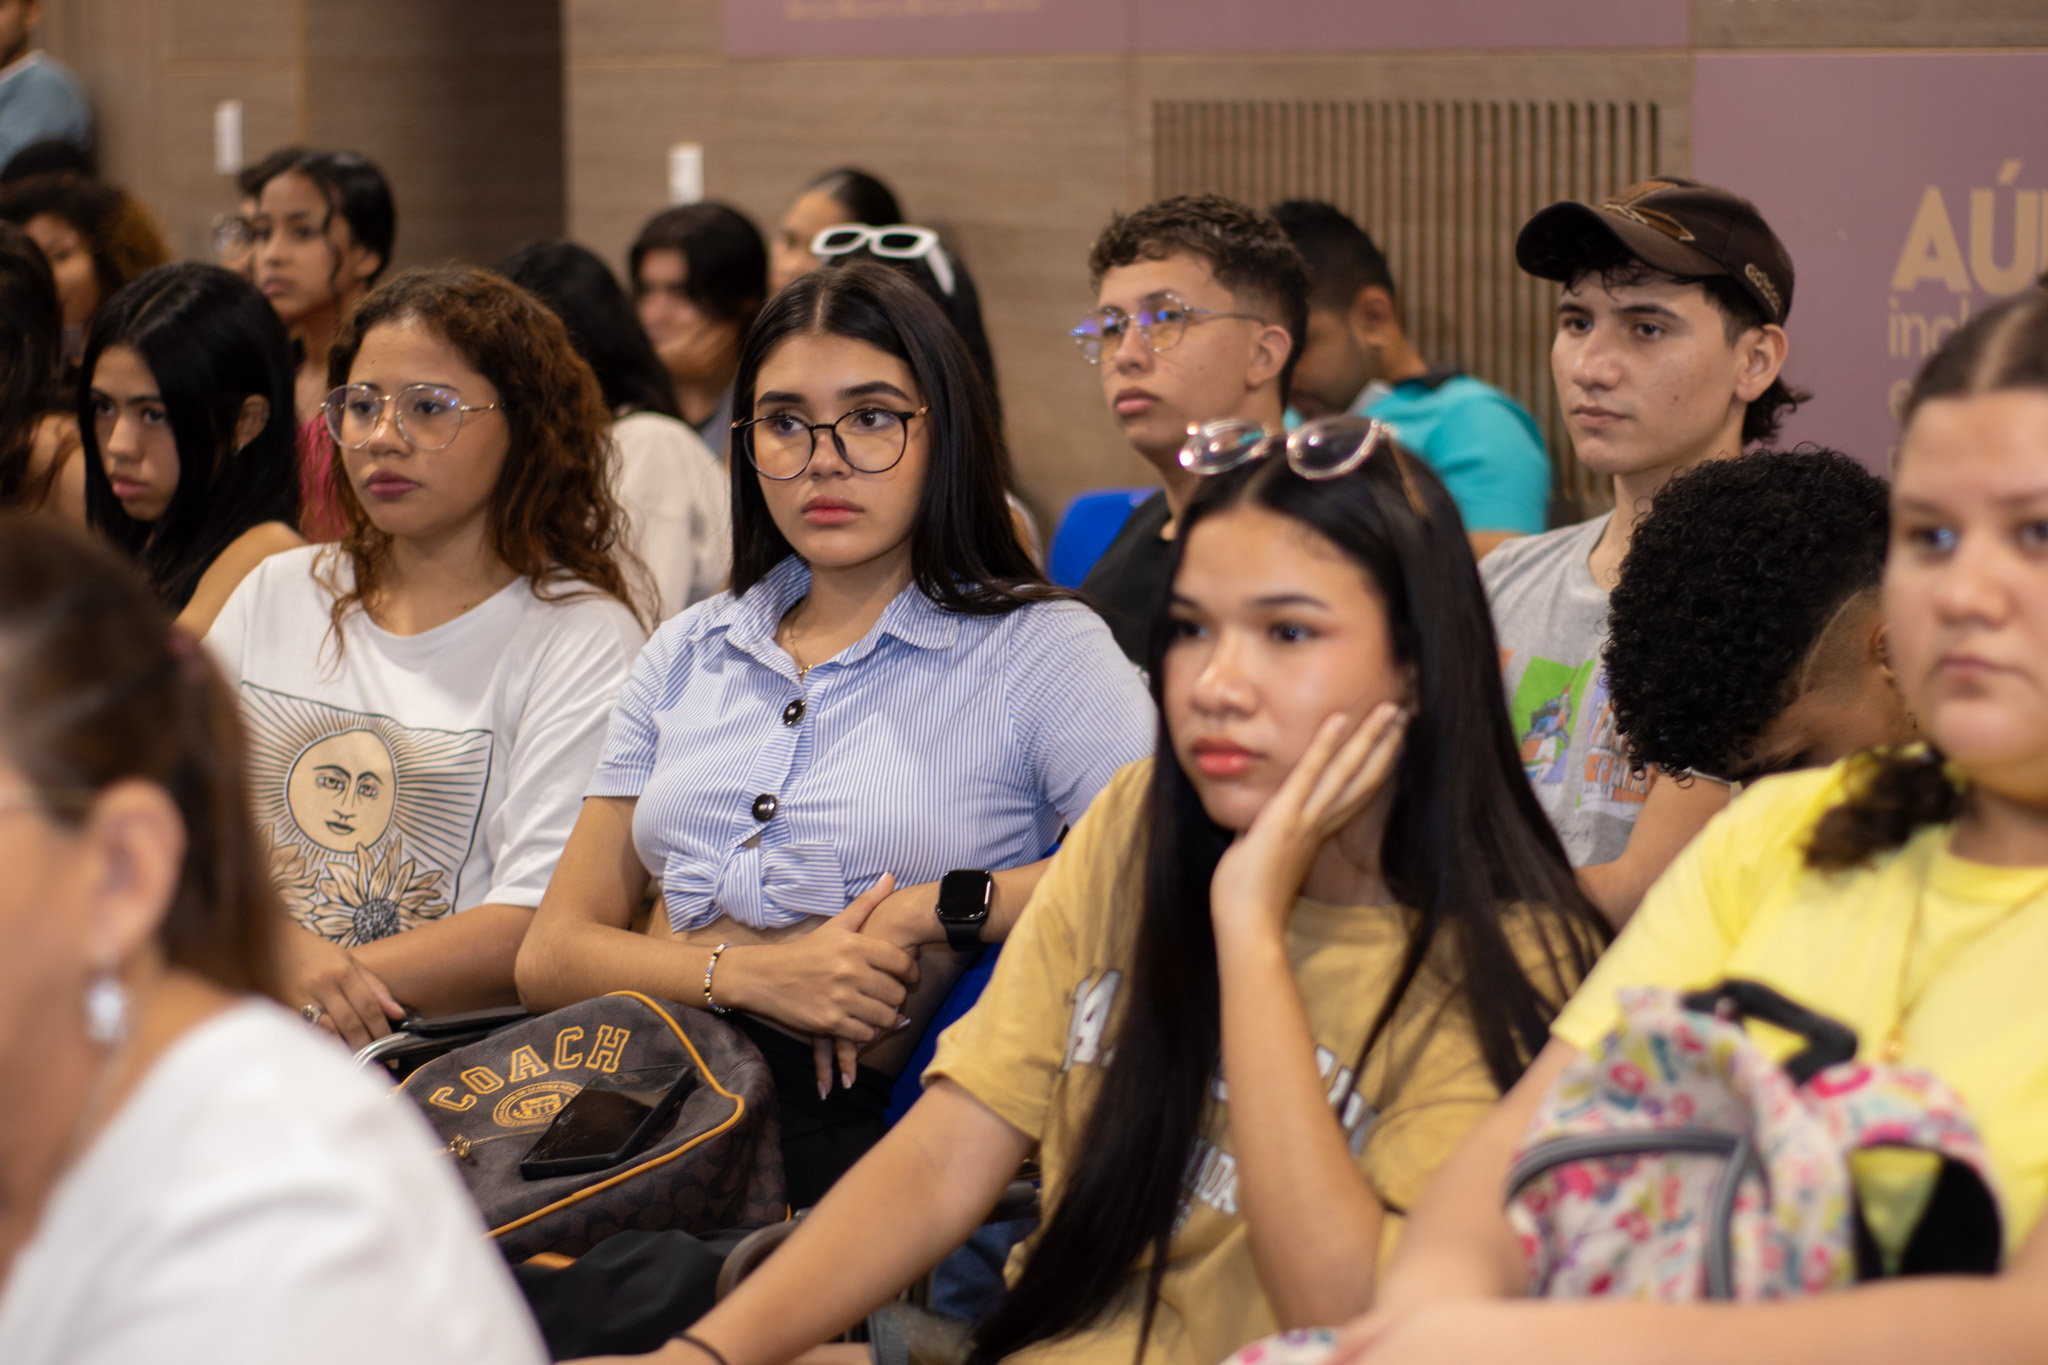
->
xmin=1180 ymin=415 xmax=1430 ymax=516
xmin=810 ymin=223 xmax=956 ymax=297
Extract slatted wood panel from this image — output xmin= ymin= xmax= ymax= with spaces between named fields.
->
xmin=1155 ymin=99 xmax=1666 ymax=520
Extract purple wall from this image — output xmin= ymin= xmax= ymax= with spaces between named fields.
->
xmin=722 ymin=0 xmax=1686 ymax=59
xmin=1130 ymin=0 xmax=1684 ymax=52
xmin=1694 ymin=52 xmax=2048 ymax=475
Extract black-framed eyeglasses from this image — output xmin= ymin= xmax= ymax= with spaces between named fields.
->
xmin=733 ymin=405 xmax=931 ymax=481
xmin=1180 ymin=414 xmax=1429 ymax=516
xmin=1070 ymin=291 xmax=1267 ymax=364
xmin=323 ymin=383 xmax=502 ymax=452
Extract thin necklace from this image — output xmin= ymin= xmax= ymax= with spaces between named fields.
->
xmin=780 ymin=601 xmax=812 ymax=682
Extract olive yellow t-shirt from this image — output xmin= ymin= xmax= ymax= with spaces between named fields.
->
xmin=1554 ymin=760 xmax=2048 ymax=1251
xmin=927 ymin=760 xmax=1589 ymax=1365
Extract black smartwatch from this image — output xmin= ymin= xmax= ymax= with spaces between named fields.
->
xmin=935 ymin=869 xmax=994 ymax=952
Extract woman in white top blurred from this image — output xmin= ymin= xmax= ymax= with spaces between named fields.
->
xmin=0 ymin=513 xmax=543 ymax=1365
xmin=500 ymin=239 xmax=730 ymax=619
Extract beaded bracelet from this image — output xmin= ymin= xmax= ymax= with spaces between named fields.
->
xmin=702 ymin=941 xmax=733 ymax=1015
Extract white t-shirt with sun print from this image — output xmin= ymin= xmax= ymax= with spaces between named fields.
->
xmin=205 ymin=545 xmax=645 ymax=945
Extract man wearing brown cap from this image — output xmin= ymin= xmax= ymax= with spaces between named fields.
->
xmin=1482 ymin=176 xmax=1805 ymax=924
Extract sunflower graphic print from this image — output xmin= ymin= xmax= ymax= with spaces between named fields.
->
xmin=241 ymin=684 xmax=494 ymax=946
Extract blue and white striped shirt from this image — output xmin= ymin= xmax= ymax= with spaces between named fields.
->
xmin=588 ymin=556 xmax=1156 ymax=932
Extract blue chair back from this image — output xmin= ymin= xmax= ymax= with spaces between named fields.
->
xmin=1047 ymin=487 xmax=1154 ymax=588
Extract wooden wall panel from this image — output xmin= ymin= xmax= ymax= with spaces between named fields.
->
xmin=565 ymin=0 xmax=722 ymax=61
xmin=567 ymin=51 xmax=1148 ymax=531
xmin=41 ymin=0 xmax=562 ymax=271
xmin=304 ymin=0 xmax=564 ymax=272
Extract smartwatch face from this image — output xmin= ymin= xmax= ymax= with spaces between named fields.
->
xmin=938 ymin=869 xmax=992 ymax=920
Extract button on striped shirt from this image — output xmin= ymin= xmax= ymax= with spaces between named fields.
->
xmin=588 ymin=555 xmax=1156 ymax=933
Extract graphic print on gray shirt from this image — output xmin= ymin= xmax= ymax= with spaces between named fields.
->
xmin=1479 ymin=513 xmax=1648 ymax=866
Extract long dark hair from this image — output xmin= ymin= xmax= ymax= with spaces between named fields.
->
xmin=807 ymin=166 xmax=902 ymax=227
xmin=497 ymin=239 xmax=681 ymax=419
xmin=245 ymin=148 xmax=397 ymax=285
xmin=1807 ymin=289 xmax=2048 ymax=871
xmin=0 ymin=513 xmax=280 ymax=997
xmin=629 ymin=202 xmax=767 ymax=330
xmin=727 ymin=260 xmax=1056 ymax=616
xmin=80 ymin=263 xmax=300 ymax=612
xmin=0 ymin=221 xmax=66 ymax=508
xmin=973 ymin=449 xmax=1607 ymax=1365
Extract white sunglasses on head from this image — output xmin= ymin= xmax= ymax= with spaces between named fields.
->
xmin=810 ymin=223 xmax=956 ymax=297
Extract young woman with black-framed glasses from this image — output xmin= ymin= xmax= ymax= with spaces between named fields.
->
xmin=518 ymin=260 xmax=1152 ymax=1209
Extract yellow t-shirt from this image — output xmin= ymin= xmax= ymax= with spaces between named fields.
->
xmin=1554 ymin=760 xmax=2048 ymax=1251
xmin=927 ymin=760 xmax=1589 ymax=1365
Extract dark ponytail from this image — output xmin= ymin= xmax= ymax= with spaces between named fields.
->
xmin=0 ymin=513 xmax=280 ymax=995
xmin=1805 ymin=749 xmax=1963 ymax=872
xmin=971 ymin=450 xmax=1606 ymax=1365
xmin=1804 ymin=290 xmax=2048 ymax=870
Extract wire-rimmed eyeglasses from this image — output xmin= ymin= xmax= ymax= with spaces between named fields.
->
xmin=1070 ymin=291 xmax=1266 ymax=364
xmin=323 ymin=384 xmax=502 ymax=452
xmin=733 ymin=405 xmax=932 ymax=481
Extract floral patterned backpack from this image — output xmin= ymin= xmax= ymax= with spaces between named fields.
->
xmin=1506 ymin=979 xmax=2003 ymax=1300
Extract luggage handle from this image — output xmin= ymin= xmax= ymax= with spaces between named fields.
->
xmin=1679 ymin=979 xmax=1858 ymax=1085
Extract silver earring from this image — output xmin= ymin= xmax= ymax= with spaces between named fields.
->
xmin=84 ymin=969 xmax=130 ymax=1046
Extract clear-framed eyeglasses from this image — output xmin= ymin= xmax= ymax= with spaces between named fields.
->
xmin=323 ymin=384 xmax=501 ymax=452
xmin=1070 ymin=291 xmax=1267 ymax=364
xmin=733 ymin=405 xmax=932 ymax=481
xmin=810 ymin=223 xmax=956 ymax=297
xmin=1179 ymin=414 xmax=1429 ymax=515
xmin=211 ymin=213 xmax=256 ymax=261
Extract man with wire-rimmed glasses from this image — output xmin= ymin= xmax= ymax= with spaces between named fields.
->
xmin=1069 ymin=194 xmax=1308 ymax=664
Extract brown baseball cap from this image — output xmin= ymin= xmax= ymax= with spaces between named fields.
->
xmin=1516 ymin=176 xmax=1794 ymax=324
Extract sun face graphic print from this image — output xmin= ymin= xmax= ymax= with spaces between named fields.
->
xmin=240 ymin=684 xmax=493 ymax=945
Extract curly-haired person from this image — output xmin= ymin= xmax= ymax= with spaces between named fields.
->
xmin=0 ymin=169 xmax=169 ymax=374
xmin=202 ymin=266 xmax=648 ymax=1049
xmin=1073 ymin=194 xmax=1308 ymax=662
xmin=1604 ymin=448 xmax=1915 ymax=795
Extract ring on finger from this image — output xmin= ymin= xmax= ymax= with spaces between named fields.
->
xmin=301 ymin=1002 xmax=325 ymax=1024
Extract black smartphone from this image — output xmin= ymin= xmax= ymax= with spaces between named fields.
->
xmin=518 ymin=1064 xmax=696 ymax=1180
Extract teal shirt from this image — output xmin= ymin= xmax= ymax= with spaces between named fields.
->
xmin=1359 ymin=374 xmax=1550 ymax=535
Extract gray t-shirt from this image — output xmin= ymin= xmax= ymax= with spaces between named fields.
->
xmin=1479 ymin=513 xmax=1648 ymax=866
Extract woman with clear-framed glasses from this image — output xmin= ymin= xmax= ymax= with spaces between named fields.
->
xmin=202 ymin=267 xmax=649 ymax=1054
xmin=519 ymin=259 xmax=1152 ymax=1214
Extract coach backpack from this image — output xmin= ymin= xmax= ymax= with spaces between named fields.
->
xmin=399 ymin=991 xmax=786 ymax=1261
xmin=1506 ymin=979 xmax=2002 ymax=1300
